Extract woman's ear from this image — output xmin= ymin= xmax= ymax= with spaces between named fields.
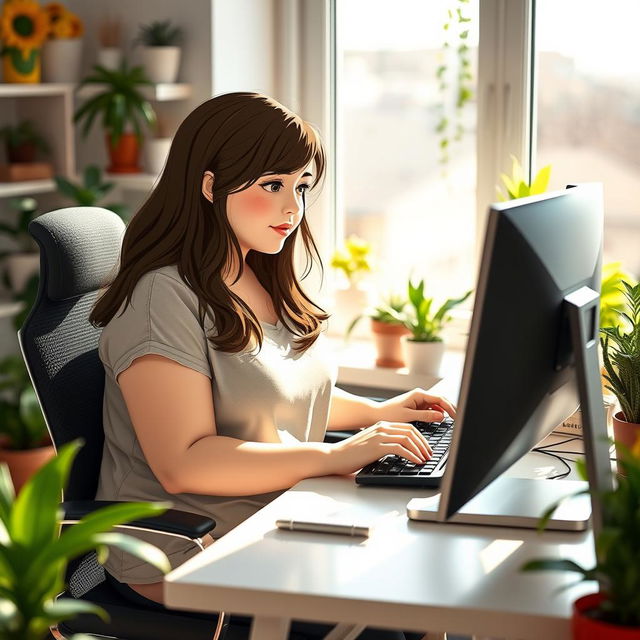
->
xmin=202 ymin=171 xmax=215 ymax=202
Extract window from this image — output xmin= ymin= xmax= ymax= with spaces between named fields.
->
xmin=535 ymin=0 xmax=640 ymax=273
xmin=336 ymin=0 xmax=479 ymax=305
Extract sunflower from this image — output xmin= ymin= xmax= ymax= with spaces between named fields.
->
xmin=50 ymin=14 xmax=72 ymax=38
xmin=0 ymin=0 xmax=49 ymax=52
xmin=67 ymin=13 xmax=82 ymax=38
xmin=43 ymin=2 xmax=65 ymax=21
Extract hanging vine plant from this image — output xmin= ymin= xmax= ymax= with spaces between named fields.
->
xmin=435 ymin=0 xmax=474 ymax=166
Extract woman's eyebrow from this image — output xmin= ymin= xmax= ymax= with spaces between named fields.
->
xmin=261 ymin=171 xmax=314 ymax=179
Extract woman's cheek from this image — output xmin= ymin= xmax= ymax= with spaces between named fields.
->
xmin=243 ymin=194 xmax=271 ymax=216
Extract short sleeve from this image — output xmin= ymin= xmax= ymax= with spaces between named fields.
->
xmin=99 ymin=271 xmax=212 ymax=382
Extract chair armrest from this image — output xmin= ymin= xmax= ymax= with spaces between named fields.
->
xmin=60 ymin=500 xmax=216 ymax=539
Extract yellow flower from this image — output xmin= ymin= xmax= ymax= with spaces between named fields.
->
xmin=50 ymin=15 xmax=72 ymax=38
xmin=68 ymin=13 xmax=82 ymax=37
xmin=43 ymin=2 xmax=65 ymax=20
xmin=0 ymin=0 xmax=49 ymax=52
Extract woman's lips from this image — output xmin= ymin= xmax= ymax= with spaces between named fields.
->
xmin=271 ymin=226 xmax=289 ymax=236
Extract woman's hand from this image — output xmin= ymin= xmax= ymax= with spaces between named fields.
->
xmin=372 ymin=388 xmax=457 ymax=425
xmin=326 ymin=421 xmax=433 ymax=476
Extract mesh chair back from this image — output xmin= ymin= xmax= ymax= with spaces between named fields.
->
xmin=17 ymin=207 xmax=125 ymax=501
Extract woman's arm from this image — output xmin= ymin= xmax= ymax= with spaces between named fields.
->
xmin=326 ymin=386 xmax=379 ymax=431
xmin=118 ymin=354 xmax=431 ymax=496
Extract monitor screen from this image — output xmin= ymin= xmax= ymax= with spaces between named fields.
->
xmin=437 ymin=183 xmax=604 ymax=521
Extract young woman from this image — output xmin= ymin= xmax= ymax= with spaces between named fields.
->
xmin=90 ymin=92 xmax=455 ymax=638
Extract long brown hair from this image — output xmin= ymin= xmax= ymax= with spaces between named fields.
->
xmin=90 ymin=92 xmax=329 ymax=354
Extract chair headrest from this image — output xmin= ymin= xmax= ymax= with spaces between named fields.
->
xmin=29 ymin=206 xmax=126 ymax=301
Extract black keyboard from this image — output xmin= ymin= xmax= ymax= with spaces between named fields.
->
xmin=355 ymin=418 xmax=454 ymax=487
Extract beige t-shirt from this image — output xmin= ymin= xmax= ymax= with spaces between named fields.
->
xmin=95 ymin=265 xmax=337 ymax=583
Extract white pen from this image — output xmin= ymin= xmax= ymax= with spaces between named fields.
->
xmin=275 ymin=518 xmax=370 ymax=538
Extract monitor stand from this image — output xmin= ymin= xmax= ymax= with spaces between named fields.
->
xmin=407 ymin=286 xmax=613 ymax=535
xmin=407 ymin=476 xmax=590 ymax=531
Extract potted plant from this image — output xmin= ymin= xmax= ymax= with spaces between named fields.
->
xmin=0 ymin=354 xmax=53 ymax=493
xmin=55 ymin=164 xmax=130 ymax=221
xmin=0 ymin=196 xmax=40 ymax=293
xmin=346 ymin=293 xmax=411 ymax=368
xmin=41 ymin=1 xmax=84 ymax=83
xmin=96 ymin=15 xmax=122 ymax=71
xmin=133 ymin=19 xmax=184 ymax=84
xmin=329 ymin=234 xmax=374 ymax=338
xmin=0 ymin=438 xmax=171 ymax=640
xmin=74 ymin=61 xmax=157 ymax=174
xmin=601 ymin=280 xmax=640 ymax=471
xmin=0 ymin=0 xmax=49 ymax=83
xmin=401 ymin=277 xmax=472 ymax=376
xmin=496 ymin=155 xmax=551 ymax=201
xmin=522 ymin=450 xmax=640 ymax=639
xmin=0 ymin=120 xmax=50 ymax=164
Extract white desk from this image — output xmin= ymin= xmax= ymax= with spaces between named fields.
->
xmin=164 ymin=437 xmax=596 ymax=640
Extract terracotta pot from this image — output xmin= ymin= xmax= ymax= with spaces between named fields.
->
xmin=371 ymin=319 xmax=411 ymax=368
xmin=612 ymin=411 xmax=640 ymax=475
xmin=0 ymin=436 xmax=55 ymax=494
xmin=106 ymin=132 xmax=142 ymax=173
xmin=573 ymin=593 xmax=640 ymax=639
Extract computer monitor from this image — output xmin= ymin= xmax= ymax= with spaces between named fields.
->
xmin=408 ymin=184 xmax=614 ymax=537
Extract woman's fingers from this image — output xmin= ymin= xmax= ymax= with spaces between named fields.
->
xmin=379 ymin=442 xmax=425 ymax=464
xmin=372 ymin=422 xmax=432 ymax=460
xmin=427 ymin=396 xmax=457 ymax=418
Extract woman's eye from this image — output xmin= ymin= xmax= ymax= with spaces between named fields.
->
xmin=261 ymin=181 xmax=282 ymax=193
xmin=297 ymin=184 xmax=310 ymax=194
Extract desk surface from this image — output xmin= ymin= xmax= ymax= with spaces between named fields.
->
xmin=165 ymin=458 xmax=596 ymax=639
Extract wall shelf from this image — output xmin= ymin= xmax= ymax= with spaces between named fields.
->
xmin=0 ymin=179 xmax=57 ymax=198
xmin=105 ymin=173 xmax=159 ymax=191
xmin=76 ymin=83 xmax=192 ymax=102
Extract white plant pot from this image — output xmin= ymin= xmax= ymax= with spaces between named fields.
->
xmin=42 ymin=38 xmax=83 ymax=83
xmin=328 ymin=283 xmax=372 ymax=339
xmin=145 ymin=137 xmax=172 ymax=176
xmin=97 ymin=47 xmax=122 ymax=71
xmin=401 ymin=336 xmax=445 ymax=376
xmin=5 ymin=252 xmax=39 ymax=293
xmin=141 ymin=46 xmax=181 ymax=83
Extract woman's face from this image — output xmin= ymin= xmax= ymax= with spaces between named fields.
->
xmin=203 ymin=164 xmax=313 ymax=260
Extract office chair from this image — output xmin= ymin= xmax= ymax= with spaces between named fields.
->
xmin=17 ymin=206 xmax=361 ymax=640
xmin=17 ymin=206 xmax=239 ymax=640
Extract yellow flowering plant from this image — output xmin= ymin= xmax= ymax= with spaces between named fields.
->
xmin=43 ymin=1 xmax=83 ymax=39
xmin=330 ymin=234 xmax=373 ymax=286
xmin=0 ymin=0 xmax=49 ymax=80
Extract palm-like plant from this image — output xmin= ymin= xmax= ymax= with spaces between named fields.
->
xmin=404 ymin=278 xmax=472 ymax=343
xmin=55 ymin=165 xmax=129 ymax=221
xmin=0 ymin=439 xmax=171 ymax=640
xmin=134 ymin=20 xmax=183 ymax=47
xmin=600 ymin=280 xmax=640 ymax=424
xmin=74 ymin=61 xmax=157 ymax=148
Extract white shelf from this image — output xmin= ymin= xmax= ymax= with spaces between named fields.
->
xmin=76 ymin=83 xmax=191 ymax=102
xmin=328 ymin=335 xmax=466 ymax=392
xmin=0 ymin=83 xmax=74 ymax=98
xmin=0 ymin=300 xmax=23 ymax=319
xmin=0 ymin=179 xmax=57 ymax=198
xmin=105 ymin=173 xmax=159 ymax=191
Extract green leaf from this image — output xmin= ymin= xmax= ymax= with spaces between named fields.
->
xmin=0 ymin=463 xmax=15 ymax=527
xmin=42 ymin=597 xmax=109 ymax=625
xmin=83 ymin=165 xmax=101 ymax=190
xmin=530 ymin=164 xmax=551 ymax=195
xmin=93 ymin=531 xmax=172 ymax=574
xmin=521 ymin=558 xmax=588 ymax=574
xmin=54 ymin=176 xmax=81 ymax=201
xmin=24 ymin=501 xmax=171 ymax=586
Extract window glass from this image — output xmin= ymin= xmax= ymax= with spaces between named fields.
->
xmin=338 ymin=0 xmax=479 ymax=303
xmin=536 ymin=0 xmax=640 ymax=273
